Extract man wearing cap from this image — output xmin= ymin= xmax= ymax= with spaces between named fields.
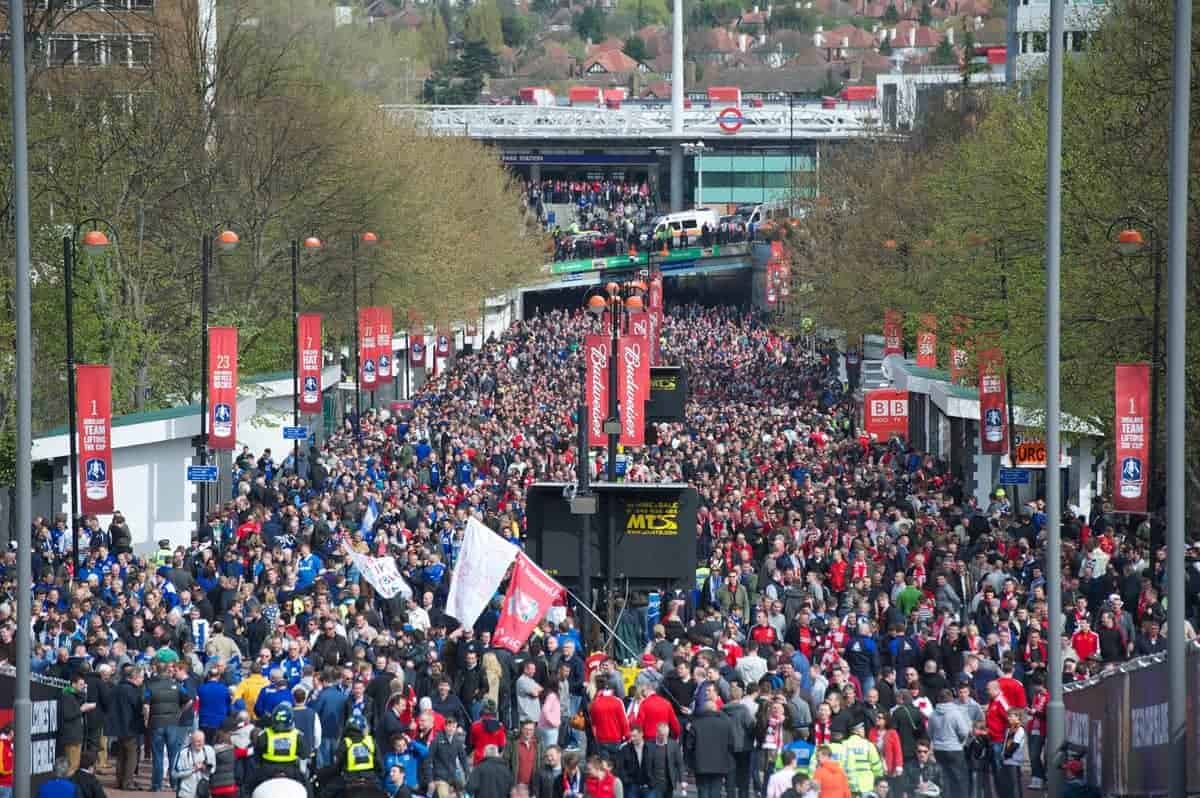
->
xmin=150 ymin=539 xmax=174 ymax=569
xmin=470 ymin=699 xmax=508 ymax=765
xmin=841 ymin=720 xmax=883 ymax=797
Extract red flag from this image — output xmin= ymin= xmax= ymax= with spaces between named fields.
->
xmin=76 ymin=365 xmax=114 ymax=514
xmin=617 ymin=335 xmax=649 ymax=447
xmin=916 ymin=314 xmax=937 ymax=369
xmin=297 ymin=314 xmax=322 ymax=413
xmin=493 ymin=552 xmax=564 ymax=653
xmin=585 ymin=334 xmax=609 ymax=448
xmin=409 ymin=331 xmax=425 ymax=368
xmin=864 ymin=388 xmax=909 ymax=442
xmin=1114 ymin=363 xmax=1151 ymax=513
xmin=376 ymin=307 xmax=393 ymax=380
xmin=208 ymin=327 xmax=238 ymax=450
xmin=435 ymin=329 xmax=451 ymax=357
xmin=358 ymin=308 xmax=378 ymax=389
xmin=977 ymin=348 xmax=1008 ymax=455
xmin=883 ymin=309 xmax=903 ymax=355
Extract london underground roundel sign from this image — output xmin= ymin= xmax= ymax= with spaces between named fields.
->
xmin=717 ymin=106 xmax=743 ymax=133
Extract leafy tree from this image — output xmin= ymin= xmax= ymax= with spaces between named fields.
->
xmin=623 ymin=35 xmax=649 ymax=62
xmin=918 ymin=2 xmax=932 ymax=25
xmin=530 ymin=0 xmax=557 ymax=14
xmin=770 ymin=4 xmax=816 ymax=31
xmin=932 ymin=36 xmax=957 ymax=65
xmin=465 ymin=0 xmax=505 ymax=50
xmin=878 ymin=35 xmax=893 ymax=55
xmin=574 ymin=6 xmax=609 ymax=41
xmin=420 ymin=12 xmax=451 ymax=69
xmin=883 ymin=3 xmax=900 ymax=22
xmin=501 ymin=12 xmax=534 ymax=48
xmin=615 ymin=0 xmax=670 ymax=26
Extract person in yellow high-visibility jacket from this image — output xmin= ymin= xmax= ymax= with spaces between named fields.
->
xmin=841 ymin=722 xmax=884 ymax=796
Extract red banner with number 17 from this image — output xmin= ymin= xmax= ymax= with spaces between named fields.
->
xmin=77 ymin=365 xmax=114 ymax=514
xmin=1114 ymin=363 xmax=1150 ymax=513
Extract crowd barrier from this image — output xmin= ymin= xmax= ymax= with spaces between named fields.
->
xmin=0 ymin=666 xmax=67 ymax=791
xmin=1063 ymin=640 xmax=1200 ymax=795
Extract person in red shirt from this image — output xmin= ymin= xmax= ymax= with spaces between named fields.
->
xmin=588 ymin=687 xmax=629 ymax=757
xmin=469 ymin=699 xmax=508 ymax=764
xmin=633 ymin=684 xmax=681 ymax=739
xmin=749 ymin=611 xmax=778 ymax=648
xmin=996 ymin=660 xmax=1027 ymax=709
xmin=1071 ymin=618 xmax=1100 ymax=662
xmin=985 ymin=681 xmax=1011 ymax=745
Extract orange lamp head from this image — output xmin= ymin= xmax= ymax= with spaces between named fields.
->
xmin=81 ymin=230 xmax=110 ymax=256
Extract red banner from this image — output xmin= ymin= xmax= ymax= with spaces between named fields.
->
xmin=864 ymin=388 xmax=909 ymax=441
xmin=376 ymin=307 xmax=393 ymax=380
xmin=76 ymin=365 xmax=114 ymax=515
xmin=208 ymin=326 xmax=238 ymax=450
xmin=466 ymin=322 xmax=478 ymax=337
xmin=628 ymin=311 xmax=649 ymax=340
xmin=617 ymin=335 xmax=649 ymax=447
xmin=883 ymin=309 xmax=903 ymax=355
xmin=409 ymin=331 xmax=425 ymax=368
xmin=977 ymin=347 xmax=1008 ymax=455
xmin=648 ymin=273 xmax=663 ymax=365
xmin=297 ymin=314 xmax=322 ymax=413
xmin=916 ymin=314 xmax=937 ymax=369
xmin=1114 ymin=363 xmax=1150 ymax=513
xmin=494 ymin=552 xmax=564 ymax=653
xmin=435 ymin=329 xmax=451 ymax=357
xmin=585 ymin=334 xmax=609 ymax=448
xmin=358 ymin=307 xmax=378 ymax=389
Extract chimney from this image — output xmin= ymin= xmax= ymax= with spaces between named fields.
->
xmin=946 ymin=26 xmax=953 ymax=44
xmin=908 ymin=26 xmax=915 ymax=47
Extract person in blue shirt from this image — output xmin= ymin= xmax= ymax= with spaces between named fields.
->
xmin=311 ymin=672 xmax=349 ymax=769
xmin=197 ymin=665 xmax=233 ymax=741
xmin=295 ymin=544 xmax=323 ymax=591
xmin=844 ymin=621 xmax=881 ymax=695
xmin=381 ymin=732 xmax=428 ymax=789
xmin=36 ymin=758 xmax=78 ymax=798
xmin=255 ymin=669 xmax=294 ymax=719
xmin=280 ymin=641 xmax=309 ymax=688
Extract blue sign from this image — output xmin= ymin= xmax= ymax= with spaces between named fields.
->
xmin=187 ymin=465 xmax=219 ymax=483
xmin=283 ymin=426 xmax=309 ymax=440
xmin=501 ymin=152 xmax=656 ymax=165
xmin=998 ymin=467 xmax=1030 ymax=485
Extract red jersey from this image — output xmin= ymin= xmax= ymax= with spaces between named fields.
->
xmin=1071 ymin=630 xmax=1100 ymax=662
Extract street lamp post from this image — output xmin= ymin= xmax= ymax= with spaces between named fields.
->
xmin=682 ymin=142 xmax=706 ymax=210
xmin=351 ymin=231 xmax=379 ymax=437
xmin=63 ymin=220 xmax=118 ymax=570
xmin=293 ymin=236 xmax=323 ymax=467
xmin=198 ymin=227 xmax=240 ymax=548
xmin=1110 ymin=217 xmax=1163 ymax=516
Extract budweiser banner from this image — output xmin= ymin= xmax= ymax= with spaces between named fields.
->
xmin=883 ymin=309 xmax=903 ymax=356
xmin=648 ymin=273 xmax=663 ymax=366
xmin=916 ymin=314 xmax=937 ymax=369
xmin=585 ymin=334 xmax=609 ymax=448
xmin=297 ymin=314 xmax=322 ymax=413
xmin=376 ymin=307 xmax=393 ymax=380
xmin=977 ymin=347 xmax=1008 ymax=455
xmin=493 ymin=552 xmax=564 ymax=653
xmin=628 ymin=311 xmax=649 ymax=340
xmin=617 ymin=335 xmax=649 ymax=447
xmin=435 ymin=329 xmax=451 ymax=357
xmin=1114 ymin=363 xmax=1150 ymax=513
xmin=864 ymin=388 xmax=909 ymax=442
xmin=76 ymin=365 xmax=114 ymax=514
xmin=208 ymin=327 xmax=238 ymax=450
xmin=409 ymin=331 xmax=425 ymax=368
xmin=358 ymin=307 xmax=378 ymax=389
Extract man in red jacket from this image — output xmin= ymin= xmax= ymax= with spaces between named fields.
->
xmin=1071 ymin=618 xmax=1101 ymax=662
xmin=469 ymin=699 xmax=508 ymax=764
xmin=633 ymin=684 xmax=681 ymax=739
xmin=588 ymin=687 xmax=629 ymax=760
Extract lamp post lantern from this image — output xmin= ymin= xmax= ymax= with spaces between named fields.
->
xmin=198 ymin=227 xmax=239 ymax=548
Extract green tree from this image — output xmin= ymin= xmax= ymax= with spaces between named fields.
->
xmin=919 ymin=2 xmax=932 ymax=25
xmin=770 ymin=5 xmax=816 ymax=31
xmin=420 ymin=11 xmax=451 ymax=68
xmin=932 ymin=36 xmax=957 ymax=65
xmin=465 ymin=0 xmax=505 ymax=49
xmin=574 ymin=6 xmax=609 ymax=41
xmin=878 ymin=35 xmax=893 ymax=55
xmin=883 ymin=3 xmax=900 ymax=22
xmin=501 ymin=12 xmax=534 ymax=48
xmin=623 ymin=35 xmax=649 ymax=62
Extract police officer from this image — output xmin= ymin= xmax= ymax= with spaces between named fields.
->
xmin=842 ymin=721 xmax=884 ymax=797
xmin=150 ymin=539 xmax=173 ymax=569
xmin=320 ymin=715 xmax=379 ymax=798
xmin=249 ymin=703 xmax=311 ymax=794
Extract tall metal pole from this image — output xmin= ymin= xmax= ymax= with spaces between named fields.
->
xmin=1164 ymin=0 xmax=1191 ymax=791
xmin=291 ymin=240 xmax=301 ymax=469
xmin=63 ymin=235 xmax=80 ymax=570
xmin=577 ymin=364 xmax=592 ymax=648
xmin=1149 ymin=239 xmax=1161 ymax=515
xmin=1042 ymin=0 xmax=1065 ymax=794
xmin=199 ymin=235 xmax=211 ymax=542
xmin=352 ymin=237 xmax=362 ymax=437
xmin=669 ymin=0 xmax=684 ymax=212
xmin=1005 ymin=0 xmax=1017 ymax=87
xmin=10 ymin=0 xmax=35 ymax=793
xmin=606 ymin=296 xmax=620 ymax=638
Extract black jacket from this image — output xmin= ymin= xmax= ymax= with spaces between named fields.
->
xmin=467 ymin=755 xmax=515 ymax=798
xmin=425 ymin=729 xmax=469 ymax=784
xmin=532 ymin=765 xmax=561 ymax=798
xmin=904 ymin=758 xmax=945 ymax=795
xmin=312 ymin=634 xmax=352 ymax=670
xmin=109 ymin=678 xmax=145 ymax=739
xmin=617 ymin=742 xmax=652 ymax=787
xmin=71 ymin=769 xmax=106 ymax=798
xmin=723 ymin=701 xmax=756 ymax=753
xmin=57 ymin=688 xmax=87 ymax=746
xmin=684 ymin=708 xmax=735 ymax=776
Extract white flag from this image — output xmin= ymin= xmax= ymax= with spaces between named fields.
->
xmin=446 ymin=517 xmax=518 ymax=630
xmin=346 ymin=545 xmax=413 ymax=600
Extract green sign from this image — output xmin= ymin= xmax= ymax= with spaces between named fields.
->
xmin=549 ymin=246 xmax=724 ymax=276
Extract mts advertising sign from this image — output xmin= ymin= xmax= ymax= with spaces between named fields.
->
xmin=1114 ymin=363 xmax=1150 ymax=513
xmin=76 ymin=365 xmax=114 ymax=514
xmin=208 ymin=327 xmax=238 ymax=450
xmin=297 ymin=314 xmax=322 ymax=413
xmin=977 ymin=347 xmax=1008 ymax=455
xmin=617 ymin=335 xmax=649 ymax=447
xmin=585 ymin=334 xmax=609 ymax=448
xmin=864 ymin=389 xmax=909 ymax=441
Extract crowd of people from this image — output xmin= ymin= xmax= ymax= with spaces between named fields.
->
xmin=525 ymin=179 xmax=655 ymax=217
xmin=7 ymin=301 xmax=1191 ymax=798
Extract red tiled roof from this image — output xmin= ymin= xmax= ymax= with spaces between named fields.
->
xmin=583 ymin=50 xmax=640 ymax=74
xmin=692 ymin=26 xmax=742 ymax=53
xmin=588 ymin=37 xmax=625 ymax=54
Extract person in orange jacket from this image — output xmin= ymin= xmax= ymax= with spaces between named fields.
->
xmin=0 ymin=724 xmax=13 ymax=798
xmin=811 ymin=745 xmax=852 ymax=798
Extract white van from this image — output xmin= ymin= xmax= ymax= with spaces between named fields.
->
xmin=650 ymin=209 xmax=721 ymax=246
xmin=736 ymin=201 xmax=807 ymax=227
